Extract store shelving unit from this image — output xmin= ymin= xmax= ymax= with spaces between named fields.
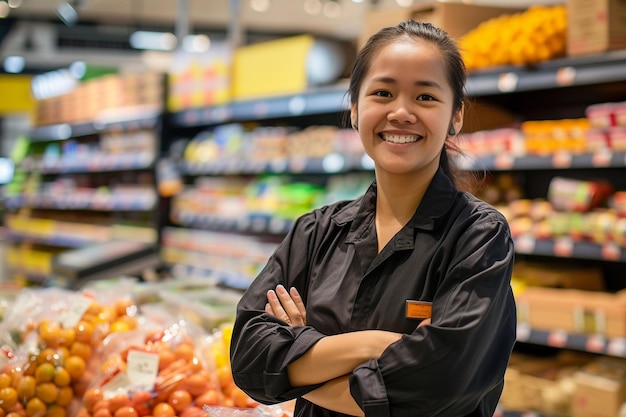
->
xmin=165 ymin=50 xmax=626 ymax=365
xmin=3 ymin=107 xmax=163 ymax=287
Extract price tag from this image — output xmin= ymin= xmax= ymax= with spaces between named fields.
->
xmin=556 ymin=66 xmax=576 ymax=86
xmin=322 ymin=153 xmax=345 ymax=173
xmin=552 ymin=152 xmax=572 ymax=168
xmin=497 ymin=73 xmax=519 ymax=93
xmin=607 ymin=338 xmax=626 ymax=357
xmin=494 ymin=154 xmax=514 ymax=170
xmin=547 ymin=330 xmax=568 ymax=347
xmin=101 ymin=370 xmax=133 ymax=399
xmin=126 ymin=350 xmax=159 ymax=391
xmin=288 ymin=96 xmax=306 ymax=115
xmin=62 ymin=294 xmax=93 ymax=328
xmin=554 ymin=237 xmax=574 ymax=257
xmin=516 ymin=323 xmax=531 ymax=342
xmin=586 ymin=334 xmax=606 ymax=353
xmin=601 ymin=243 xmax=621 ymax=261
xmin=515 ymin=234 xmax=535 ymax=253
xmin=592 ymin=149 xmax=613 ymax=167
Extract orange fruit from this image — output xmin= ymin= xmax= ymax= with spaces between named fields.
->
xmin=24 ymin=397 xmax=46 ymax=417
xmin=93 ymin=408 xmax=113 ymax=417
xmin=59 ymin=328 xmax=76 ymax=348
xmin=151 ymin=402 xmax=175 ymax=417
xmin=157 ymin=350 xmax=176 ymax=372
xmin=173 ymin=343 xmax=195 ymax=363
xmin=55 ymin=386 xmax=73 ymax=407
xmin=108 ymin=395 xmax=130 ymax=413
xmin=69 ymin=342 xmax=92 ymax=362
xmin=64 ymin=356 xmax=85 ymax=381
xmin=183 ymin=373 xmax=210 ymax=397
xmin=47 ymin=404 xmax=66 ymax=417
xmin=16 ymin=375 xmax=36 ymax=402
xmin=53 ymin=368 xmax=71 ymax=388
xmin=0 ymin=374 xmax=12 ymax=389
xmin=35 ymin=382 xmax=58 ymax=404
xmin=109 ymin=321 xmax=131 ymax=333
xmin=114 ymin=406 xmax=138 ymax=417
xmin=74 ymin=321 xmax=95 ymax=344
xmin=34 ymin=363 xmax=55 ymax=384
xmin=83 ymin=388 xmax=103 ymax=412
xmin=167 ymin=390 xmax=192 ymax=412
xmin=0 ymin=387 xmax=18 ymax=411
xmin=194 ymin=389 xmax=222 ymax=407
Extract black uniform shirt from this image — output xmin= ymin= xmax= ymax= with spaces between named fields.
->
xmin=230 ymin=168 xmax=517 ymax=417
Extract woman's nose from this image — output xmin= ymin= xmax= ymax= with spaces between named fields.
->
xmin=387 ymin=98 xmax=417 ymax=124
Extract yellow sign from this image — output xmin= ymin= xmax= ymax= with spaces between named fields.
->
xmin=0 ymin=74 xmax=35 ymax=115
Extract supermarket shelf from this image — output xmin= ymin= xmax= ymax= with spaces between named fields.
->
xmin=172 ymin=212 xmax=294 ymax=235
xmin=466 ymin=49 xmax=626 ymax=96
xmin=30 ymin=153 xmax=156 ymax=174
xmin=3 ymin=232 xmax=99 ymax=248
xmin=516 ymin=323 xmax=626 ymax=358
xmin=181 ymin=153 xmax=373 ymax=176
xmin=28 ymin=112 xmax=161 ymax=142
xmin=167 ymin=263 xmax=251 ymax=291
xmin=5 ymin=194 xmax=157 ymax=212
xmin=171 ymin=53 xmax=626 ymax=129
xmin=462 ymin=151 xmax=626 ymax=171
xmin=171 ymin=84 xmax=350 ymax=128
xmin=514 ymin=235 xmax=626 ymax=262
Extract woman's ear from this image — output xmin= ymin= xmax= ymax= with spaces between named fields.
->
xmin=351 ymin=106 xmax=358 ymax=131
xmin=450 ymin=102 xmax=464 ymax=136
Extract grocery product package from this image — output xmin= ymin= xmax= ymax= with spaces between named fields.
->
xmin=0 ymin=286 xmax=141 ymax=417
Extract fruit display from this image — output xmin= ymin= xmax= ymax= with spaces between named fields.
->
xmin=0 ymin=286 xmax=289 ymax=417
xmin=459 ymin=4 xmax=567 ymax=71
xmin=0 ymin=288 xmax=139 ymax=417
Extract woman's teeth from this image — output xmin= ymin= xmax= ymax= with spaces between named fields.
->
xmin=380 ymin=134 xmax=421 ymax=144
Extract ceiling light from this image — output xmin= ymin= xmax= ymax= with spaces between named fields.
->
xmin=8 ymin=0 xmax=22 ymax=8
xmin=250 ymin=0 xmax=270 ymax=12
xmin=3 ymin=56 xmax=24 ymax=73
xmin=323 ymin=0 xmax=341 ymax=18
xmin=182 ymin=34 xmax=211 ymax=53
xmin=304 ymin=0 xmax=322 ymax=15
xmin=129 ymin=31 xmax=177 ymax=51
xmin=56 ymin=1 xmax=78 ymax=26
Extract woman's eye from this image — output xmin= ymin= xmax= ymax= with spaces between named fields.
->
xmin=417 ymin=94 xmax=435 ymax=101
xmin=374 ymin=90 xmax=392 ymax=98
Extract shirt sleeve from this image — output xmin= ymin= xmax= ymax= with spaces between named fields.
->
xmin=349 ymin=210 xmax=517 ymax=417
xmin=229 ymin=212 xmax=327 ymax=404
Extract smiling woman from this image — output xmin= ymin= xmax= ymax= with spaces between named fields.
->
xmin=230 ymin=19 xmax=517 ymax=417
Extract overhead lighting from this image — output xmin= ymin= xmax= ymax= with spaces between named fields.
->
xmin=323 ymin=0 xmax=342 ymax=18
xmin=304 ymin=0 xmax=322 ymax=15
xmin=129 ymin=31 xmax=177 ymax=51
xmin=8 ymin=0 xmax=22 ymax=7
xmin=250 ymin=0 xmax=270 ymax=12
xmin=3 ymin=55 xmax=25 ymax=73
xmin=182 ymin=34 xmax=211 ymax=53
xmin=56 ymin=1 xmax=78 ymax=26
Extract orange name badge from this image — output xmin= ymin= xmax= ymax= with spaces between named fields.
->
xmin=405 ymin=300 xmax=432 ymax=320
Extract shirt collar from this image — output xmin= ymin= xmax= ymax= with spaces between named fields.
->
xmin=332 ymin=168 xmax=459 ymax=232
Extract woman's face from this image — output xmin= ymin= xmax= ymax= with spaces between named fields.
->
xmin=352 ymin=37 xmax=462 ymax=179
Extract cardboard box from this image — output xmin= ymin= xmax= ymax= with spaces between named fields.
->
xmin=516 ymin=287 xmax=626 ymax=338
xmin=358 ymin=1 xmax=523 ymax=48
xmin=572 ymin=358 xmax=626 ymax=417
xmin=567 ymin=0 xmax=626 ymax=56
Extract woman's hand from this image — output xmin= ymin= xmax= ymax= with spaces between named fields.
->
xmin=266 ymin=284 xmax=306 ymax=326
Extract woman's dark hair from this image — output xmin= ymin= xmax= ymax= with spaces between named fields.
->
xmin=347 ymin=20 xmax=472 ymax=189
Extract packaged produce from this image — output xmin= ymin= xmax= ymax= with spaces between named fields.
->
xmin=0 ymin=287 xmax=140 ymax=417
